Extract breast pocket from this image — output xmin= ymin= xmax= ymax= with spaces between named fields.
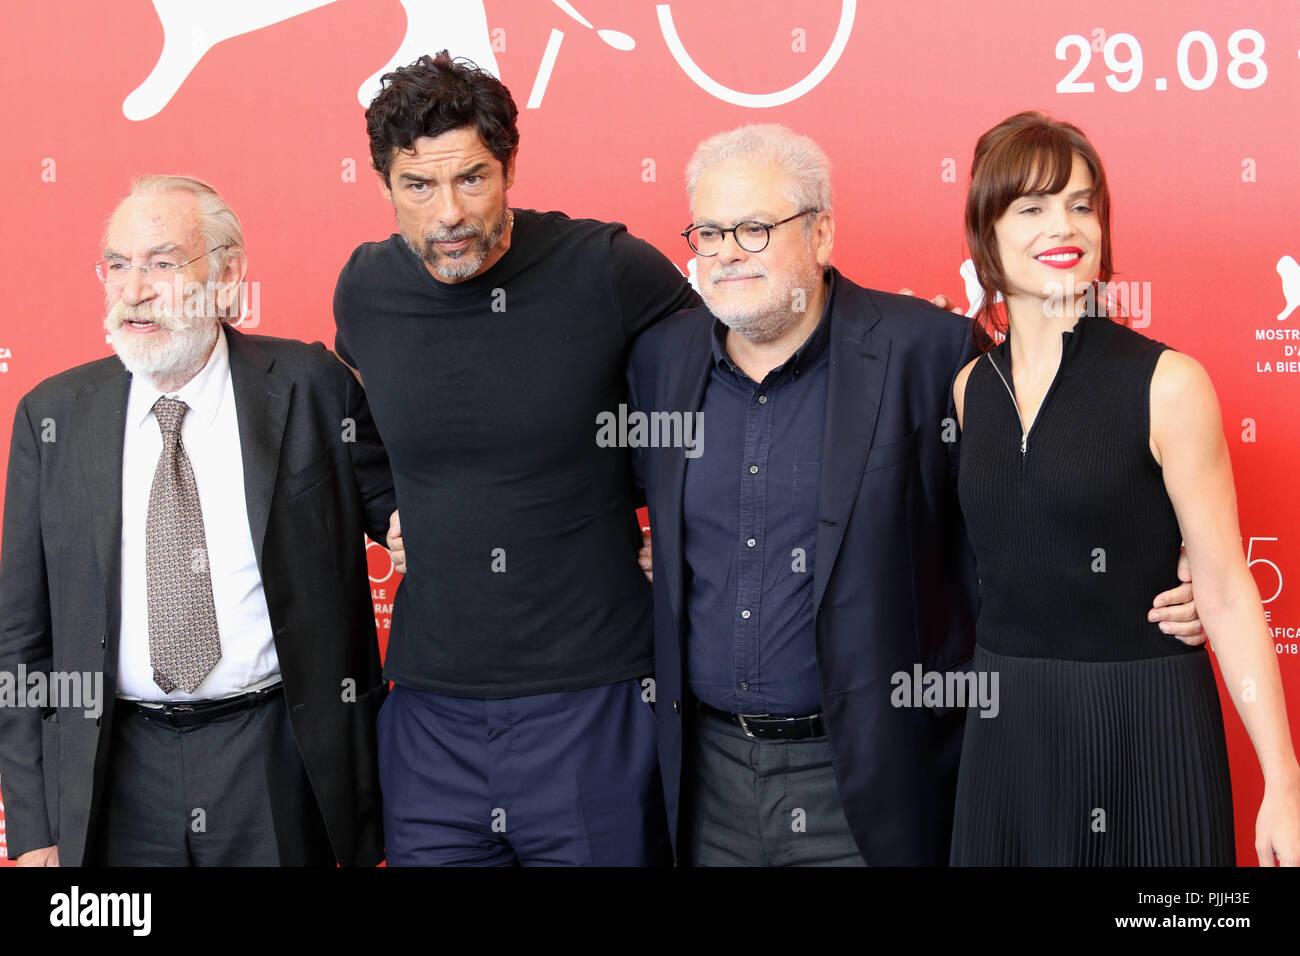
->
xmin=792 ymin=460 xmax=821 ymax=491
xmin=280 ymin=448 xmax=333 ymax=497
xmin=863 ymin=427 xmax=919 ymax=473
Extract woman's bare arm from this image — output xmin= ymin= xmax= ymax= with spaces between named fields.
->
xmin=1152 ymin=349 xmax=1300 ymax=866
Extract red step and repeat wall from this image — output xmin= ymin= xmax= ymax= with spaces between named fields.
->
xmin=1 ymin=0 xmax=1297 ymax=865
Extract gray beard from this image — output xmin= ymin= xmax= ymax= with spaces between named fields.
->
xmin=702 ymin=261 xmax=823 ymax=344
xmin=404 ymin=205 xmax=510 ymax=280
xmin=708 ymin=303 xmax=798 ymax=343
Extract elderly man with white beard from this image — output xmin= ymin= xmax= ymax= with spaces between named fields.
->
xmin=0 ymin=175 xmax=396 ymax=866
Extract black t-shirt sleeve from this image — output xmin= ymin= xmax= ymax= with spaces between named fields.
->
xmin=334 ymin=330 xmax=356 ymax=369
xmin=626 ymin=349 xmax=648 ymax=497
xmin=608 ymin=226 xmax=702 ymax=343
xmin=332 ymin=253 xmax=360 ymax=368
xmin=341 ymin=362 xmax=397 ymax=542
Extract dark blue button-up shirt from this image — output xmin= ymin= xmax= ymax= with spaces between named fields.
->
xmin=684 ymin=278 xmax=833 ymax=716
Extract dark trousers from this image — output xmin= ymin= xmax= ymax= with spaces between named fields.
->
xmin=685 ymin=706 xmax=866 ymax=866
xmin=378 ymin=677 xmax=670 ymax=866
xmin=90 ymin=692 xmax=332 ymax=866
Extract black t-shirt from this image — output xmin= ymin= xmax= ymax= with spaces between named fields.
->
xmin=333 ymin=208 xmax=700 ymax=697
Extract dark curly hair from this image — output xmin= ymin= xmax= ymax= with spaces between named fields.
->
xmin=366 ymin=51 xmax=520 ymax=186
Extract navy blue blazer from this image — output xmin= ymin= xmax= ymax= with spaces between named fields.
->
xmin=627 ymin=268 xmax=981 ymax=865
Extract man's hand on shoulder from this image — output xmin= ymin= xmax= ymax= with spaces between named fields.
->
xmin=897 ymin=288 xmax=964 ymax=315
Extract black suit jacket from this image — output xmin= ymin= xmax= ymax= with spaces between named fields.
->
xmin=627 ymin=269 xmax=981 ymax=865
xmin=0 ymin=325 xmax=394 ymax=865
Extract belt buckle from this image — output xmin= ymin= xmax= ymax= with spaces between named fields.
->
xmin=137 ymin=700 xmax=192 ymax=724
xmin=163 ymin=702 xmax=196 ymax=726
xmin=736 ymin=712 xmax=770 ymax=739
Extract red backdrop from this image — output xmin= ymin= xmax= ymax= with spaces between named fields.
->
xmin=2 ymin=0 xmax=1297 ymax=866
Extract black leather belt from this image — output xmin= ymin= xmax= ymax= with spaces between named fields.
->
xmin=128 ymin=682 xmax=284 ymax=728
xmin=699 ymin=701 xmax=826 ymax=740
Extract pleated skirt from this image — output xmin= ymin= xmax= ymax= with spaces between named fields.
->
xmin=949 ymin=644 xmax=1236 ymax=866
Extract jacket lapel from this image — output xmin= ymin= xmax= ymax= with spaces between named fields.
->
xmin=654 ymin=316 xmax=714 ymax=632
xmin=813 ymin=279 xmax=889 ymax=614
xmin=82 ymin=363 xmax=131 ymax=637
xmin=224 ymin=325 xmax=291 ymax=575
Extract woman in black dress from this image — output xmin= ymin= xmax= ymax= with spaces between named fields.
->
xmin=949 ymin=111 xmax=1300 ymax=865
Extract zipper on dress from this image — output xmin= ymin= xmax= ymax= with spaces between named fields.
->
xmin=985 ymin=354 xmax=1028 ymax=456
xmin=985 ymin=335 xmax=1076 ymax=466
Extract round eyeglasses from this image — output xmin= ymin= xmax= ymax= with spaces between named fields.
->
xmin=681 ymin=210 xmax=815 ymax=256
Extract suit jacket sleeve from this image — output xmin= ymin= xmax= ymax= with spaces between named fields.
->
xmin=943 ymin=331 xmax=982 ymax=649
xmin=0 ymin=396 xmax=56 ymax=855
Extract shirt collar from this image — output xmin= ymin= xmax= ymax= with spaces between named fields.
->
xmin=709 ymin=267 xmax=836 ymax=377
xmin=126 ymin=326 xmax=230 ymax=432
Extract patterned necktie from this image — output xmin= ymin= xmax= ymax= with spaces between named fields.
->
xmin=146 ymin=397 xmax=221 ymax=694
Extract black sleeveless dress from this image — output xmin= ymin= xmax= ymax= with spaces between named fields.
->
xmin=949 ymin=316 xmax=1235 ymax=866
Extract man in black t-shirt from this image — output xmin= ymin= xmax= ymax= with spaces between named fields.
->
xmin=333 ymin=52 xmax=698 ymax=864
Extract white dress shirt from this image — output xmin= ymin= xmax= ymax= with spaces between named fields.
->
xmin=117 ymin=330 xmax=280 ymax=701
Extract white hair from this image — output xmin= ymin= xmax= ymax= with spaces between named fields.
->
xmin=685 ymin=124 xmax=833 ymax=233
xmin=128 ymin=174 xmax=243 ymax=273
xmin=113 ymin=175 xmax=245 ymax=318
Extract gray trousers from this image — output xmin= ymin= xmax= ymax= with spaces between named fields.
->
xmin=90 ymin=692 xmax=332 ymax=866
xmin=685 ymin=707 xmax=866 ymax=866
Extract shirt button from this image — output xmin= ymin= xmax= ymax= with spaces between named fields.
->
xmin=746 ymin=538 xmax=756 ymax=547
xmin=739 ymin=681 xmax=750 ymax=691
xmin=741 ymin=609 xmax=751 ymax=619
xmin=672 ymin=699 xmax=681 ymax=713
xmin=758 ymin=395 xmax=768 ymax=405
xmin=748 ymin=465 xmax=758 ymax=474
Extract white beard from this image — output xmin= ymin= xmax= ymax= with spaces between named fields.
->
xmin=105 ymin=293 xmax=220 ymax=389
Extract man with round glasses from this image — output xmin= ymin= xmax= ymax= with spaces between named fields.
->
xmin=681 ymin=211 xmax=814 ymax=257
